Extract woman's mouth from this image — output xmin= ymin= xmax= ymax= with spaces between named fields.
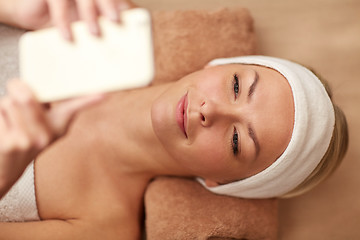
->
xmin=176 ymin=93 xmax=188 ymax=138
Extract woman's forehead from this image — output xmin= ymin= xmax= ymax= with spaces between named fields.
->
xmin=251 ymin=65 xmax=294 ymax=167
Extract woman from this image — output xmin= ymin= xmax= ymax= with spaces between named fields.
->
xmin=0 ymin=2 xmax=349 ymax=240
xmin=0 ymin=55 xmax=348 ymax=239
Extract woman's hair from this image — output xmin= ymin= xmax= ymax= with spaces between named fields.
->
xmin=281 ymin=71 xmax=349 ymax=198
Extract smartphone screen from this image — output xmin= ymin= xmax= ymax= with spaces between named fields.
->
xmin=19 ymin=8 xmax=154 ymax=102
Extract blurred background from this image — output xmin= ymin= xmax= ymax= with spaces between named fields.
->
xmin=1 ymin=0 xmax=359 ymax=239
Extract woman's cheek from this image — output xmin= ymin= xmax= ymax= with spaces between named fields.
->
xmin=194 ymin=138 xmax=227 ymax=169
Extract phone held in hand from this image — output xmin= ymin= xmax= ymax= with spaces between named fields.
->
xmin=19 ymin=8 xmax=154 ymax=102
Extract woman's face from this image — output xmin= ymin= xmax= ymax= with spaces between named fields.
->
xmin=151 ymin=64 xmax=294 ymax=185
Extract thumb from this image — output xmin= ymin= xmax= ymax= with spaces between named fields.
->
xmin=46 ymin=94 xmax=105 ymax=137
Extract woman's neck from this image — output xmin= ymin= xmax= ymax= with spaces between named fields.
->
xmin=87 ymin=83 xmax=192 ymax=181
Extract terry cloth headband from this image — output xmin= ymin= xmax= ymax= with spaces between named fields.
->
xmin=197 ymin=55 xmax=335 ymax=198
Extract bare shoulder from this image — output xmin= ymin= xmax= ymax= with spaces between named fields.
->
xmin=33 ymin=150 xmax=143 ymax=238
xmin=33 ymin=99 xmax=118 ymax=220
xmin=30 ymin=92 xmax=145 ymax=238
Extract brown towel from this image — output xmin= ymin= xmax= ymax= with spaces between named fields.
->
xmin=151 ymin=8 xmax=257 ymax=85
xmin=145 ymin=177 xmax=278 ymax=240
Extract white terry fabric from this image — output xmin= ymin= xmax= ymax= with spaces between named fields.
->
xmin=0 ymin=161 xmax=40 ymax=222
xmin=197 ymin=55 xmax=335 ymax=198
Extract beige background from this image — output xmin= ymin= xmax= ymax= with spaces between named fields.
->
xmin=136 ymin=0 xmax=360 ymax=239
xmin=0 ymin=0 xmax=359 ymax=239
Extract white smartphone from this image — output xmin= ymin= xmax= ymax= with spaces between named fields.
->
xmin=19 ymin=8 xmax=154 ymax=102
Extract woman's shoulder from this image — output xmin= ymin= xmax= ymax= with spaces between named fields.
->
xmin=34 ymin=143 xmax=145 ymax=220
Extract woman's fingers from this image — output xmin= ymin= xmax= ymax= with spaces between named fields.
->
xmin=77 ymin=0 xmax=101 ymax=36
xmin=95 ymin=0 xmax=119 ymax=22
xmin=48 ymin=0 xmax=74 ymax=40
xmin=5 ymin=80 xmax=53 ymax=150
xmin=47 ymin=94 xmax=105 ymax=136
xmin=0 ymin=81 xmax=48 ymax=191
xmin=119 ymin=0 xmax=137 ymax=9
xmin=77 ymin=0 xmax=134 ymax=35
xmin=4 ymin=80 xmax=104 ymax=149
xmin=46 ymin=0 xmax=136 ymax=39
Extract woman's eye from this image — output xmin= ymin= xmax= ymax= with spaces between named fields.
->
xmin=233 ymin=73 xmax=240 ymax=99
xmin=232 ymin=127 xmax=239 ymax=155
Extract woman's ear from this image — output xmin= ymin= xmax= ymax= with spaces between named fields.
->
xmin=204 ymin=179 xmax=220 ymax=187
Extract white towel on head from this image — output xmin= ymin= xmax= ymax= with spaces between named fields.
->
xmin=0 ymin=161 xmax=40 ymax=222
xmin=197 ymin=55 xmax=335 ymax=198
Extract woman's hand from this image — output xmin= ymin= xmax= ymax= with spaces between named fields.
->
xmin=0 ymin=80 xmax=104 ymax=198
xmin=3 ymin=0 xmax=136 ymax=40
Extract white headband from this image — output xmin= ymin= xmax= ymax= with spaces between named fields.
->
xmin=197 ymin=55 xmax=335 ymax=198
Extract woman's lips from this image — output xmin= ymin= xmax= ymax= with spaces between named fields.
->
xmin=176 ymin=93 xmax=188 ymax=138
xmin=184 ymin=94 xmax=189 ymax=136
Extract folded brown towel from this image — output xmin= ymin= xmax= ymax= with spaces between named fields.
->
xmin=145 ymin=177 xmax=278 ymax=240
xmin=151 ymin=8 xmax=257 ymax=85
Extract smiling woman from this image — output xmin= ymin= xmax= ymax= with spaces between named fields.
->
xmin=151 ymin=61 xmax=294 ymax=186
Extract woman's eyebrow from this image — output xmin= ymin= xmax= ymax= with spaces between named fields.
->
xmin=248 ymin=123 xmax=260 ymax=158
xmin=247 ymin=70 xmax=260 ymax=158
xmin=248 ymin=70 xmax=259 ymax=101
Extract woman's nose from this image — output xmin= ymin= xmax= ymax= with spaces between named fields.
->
xmin=199 ymin=99 xmax=239 ymax=127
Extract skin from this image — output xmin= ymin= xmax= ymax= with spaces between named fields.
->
xmin=0 ymin=80 xmax=104 ymax=200
xmin=0 ymin=0 xmax=136 ymax=40
xmin=0 ymin=64 xmax=294 ymax=239
xmin=151 ymin=64 xmax=294 ymax=185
